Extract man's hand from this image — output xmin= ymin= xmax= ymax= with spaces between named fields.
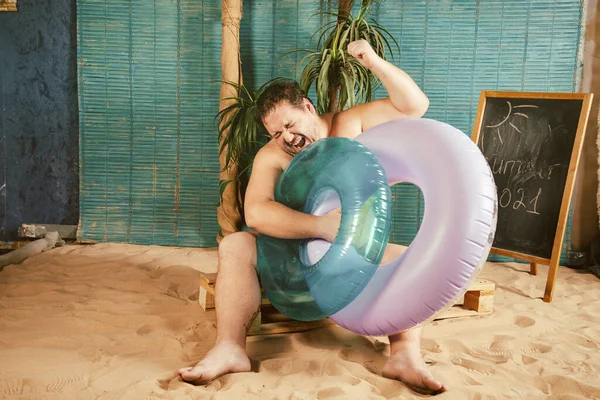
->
xmin=333 ymin=39 xmax=428 ymax=134
xmin=317 ymin=208 xmax=342 ymax=243
xmin=348 ymin=39 xmax=382 ymax=70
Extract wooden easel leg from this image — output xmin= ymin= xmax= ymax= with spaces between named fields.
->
xmin=543 ymin=259 xmax=559 ymax=303
xmin=530 ymin=262 xmax=538 ymax=276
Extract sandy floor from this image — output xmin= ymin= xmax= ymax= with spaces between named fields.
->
xmin=0 ymin=242 xmax=599 ymax=399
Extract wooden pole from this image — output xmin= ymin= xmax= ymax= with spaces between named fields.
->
xmin=337 ymin=0 xmax=354 ymax=24
xmin=325 ymin=0 xmax=355 ymax=113
xmin=216 ymin=0 xmax=243 ymax=242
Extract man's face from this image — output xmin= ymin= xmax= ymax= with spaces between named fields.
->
xmin=262 ymin=99 xmax=319 ymax=156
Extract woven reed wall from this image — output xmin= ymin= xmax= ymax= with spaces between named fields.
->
xmin=77 ymin=0 xmax=222 ymax=246
xmin=373 ymin=1 xmax=584 ymax=265
xmin=78 ymin=1 xmax=584 ymax=262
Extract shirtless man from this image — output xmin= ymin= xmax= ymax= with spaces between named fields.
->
xmin=178 ymin=39 xmax=445 ymax=395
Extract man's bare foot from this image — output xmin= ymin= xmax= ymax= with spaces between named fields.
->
xmin=177 ymin=341 xmax=251 ymax=385
xmin=382 ymin=342 xmax=446 ymax=395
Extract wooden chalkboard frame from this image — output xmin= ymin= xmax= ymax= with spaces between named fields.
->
xmin=0 ymin=0 xmax=17 ymax=12
xmin=472 ymin=91 xmax=593 ymax=303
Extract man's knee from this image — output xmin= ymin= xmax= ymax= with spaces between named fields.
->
xmin=218 ymin=231 xmax=257 ymax=265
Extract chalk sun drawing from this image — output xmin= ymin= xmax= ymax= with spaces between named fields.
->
xmin=485 ymin=101 xmax=539 ymax=141
xmin=509 ymin=122 xmax=522 ymax=134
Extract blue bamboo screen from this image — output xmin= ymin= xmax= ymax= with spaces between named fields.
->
xmin=77 ymin=0 xmax=222 ymax=246
xmin=77 ymin=0 xmax=584 ymax=264
xmin=374 ymin=1 xmax=584 ymax=265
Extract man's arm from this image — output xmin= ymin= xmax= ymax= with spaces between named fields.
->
xmin=244 ymin=144 xmax=339 ymax=241
xmin=332 ymin=40 xmax=429 ymax=138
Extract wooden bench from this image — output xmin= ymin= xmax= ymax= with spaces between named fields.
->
xmin=199 ymin=272 xmax=495 ymax=336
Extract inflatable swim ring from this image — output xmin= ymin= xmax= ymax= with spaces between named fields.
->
xmin=257 ymin=118 xmax=498 ymax=336
xmin=256 ymin=136 xmax=393 ymax=321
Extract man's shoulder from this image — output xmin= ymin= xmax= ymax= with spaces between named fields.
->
xmin=331 ymin=98 xmax=418 ymax=137
xmin=254 ymin=140 xmax=289 ymax=168
xmin=256 ymin=140 xmax=282 ymax=157
xmin=329 ymin=108 xmax=362 ymax=139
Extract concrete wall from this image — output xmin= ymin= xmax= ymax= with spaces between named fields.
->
xmin=574 ymin=0 xmax=600 ymax=253
xmin=0 ymin=0 xmax=79 ymax=243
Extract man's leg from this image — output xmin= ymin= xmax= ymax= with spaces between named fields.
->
xmin=380 ymin=244 xmax=446 ymax=395
xmin=178 ymin=231 xmax=261 ymax=384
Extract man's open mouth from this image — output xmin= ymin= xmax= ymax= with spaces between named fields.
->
xmin=292 ymin=136 xmax=306 ymax=149
xmin=287 ymin=135 xmax=310 ymax=154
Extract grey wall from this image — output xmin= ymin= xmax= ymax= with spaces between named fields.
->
xmin=0 ymin=0 xmax=79 ymax=242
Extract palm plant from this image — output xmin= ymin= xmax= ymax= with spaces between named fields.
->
xmin=216 ymin=78 xmax=285 ymax=224
xmin=294 ymin=0 xmax=399 ymax=113
xmin=216 ymin=1 xmax=399 ymax=233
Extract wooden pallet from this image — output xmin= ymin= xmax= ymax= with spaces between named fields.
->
xmin=198 ymin=272 xmax=495 ymax=336
xmin=436 ymin=278 xmax=495 ymax=319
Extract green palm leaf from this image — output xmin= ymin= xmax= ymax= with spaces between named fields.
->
xmin=288 ymin=0 xmax=399 ymax=113
xmin=217 ymin=0 xmax=397 ymax=224
xmin=216 ymin=78 xmax=290 ymax=220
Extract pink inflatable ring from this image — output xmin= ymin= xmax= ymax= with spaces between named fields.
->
xmin=304 ymin=118 xmax=498 ymax=336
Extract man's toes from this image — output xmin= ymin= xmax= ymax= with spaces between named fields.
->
xmin=410 ymin=375 xmax=445 ymax=395
xmin=180 ymin=368 xmax=203 ymax=381
xmin=423 ymin=375 xmax=444 ymax=390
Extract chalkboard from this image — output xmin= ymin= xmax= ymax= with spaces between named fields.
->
xmin=472 ymin=91 xmax=592 ymax=262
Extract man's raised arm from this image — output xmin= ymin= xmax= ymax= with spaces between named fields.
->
xmin=334 ymin=40 xmax=429 ymax=137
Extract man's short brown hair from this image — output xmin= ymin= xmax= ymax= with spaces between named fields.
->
xmin=255 ymin=79 xmax=309 ymax=126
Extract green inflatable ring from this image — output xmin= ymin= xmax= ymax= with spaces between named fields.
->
xmin=256 ymin=137 xmax=392 ymax=321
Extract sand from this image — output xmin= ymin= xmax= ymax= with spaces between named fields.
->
xmin=0 ymin=242 xmax=599 ymax=399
